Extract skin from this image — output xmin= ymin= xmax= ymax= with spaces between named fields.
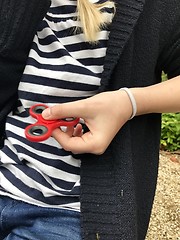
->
xmin=42 ymin=75 xmax=180 ymax=155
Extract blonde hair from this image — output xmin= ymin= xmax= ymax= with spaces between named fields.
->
xmin=76 ymin=0 xmax=115 ymax=43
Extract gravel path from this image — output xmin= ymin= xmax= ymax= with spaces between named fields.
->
xmin=146 ymin=151 xmax=180 ymax=240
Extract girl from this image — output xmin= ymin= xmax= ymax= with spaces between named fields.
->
xmin=0 ymin=0 xmax=180 ymax=239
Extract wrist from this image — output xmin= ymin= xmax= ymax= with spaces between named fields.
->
xmin=119 ymin=88 xmax=137 ymax=119
xmin=129 ymin=87 xmax=153 ymax=115
xmin=112 ymin=89 xmax=134 ymax=121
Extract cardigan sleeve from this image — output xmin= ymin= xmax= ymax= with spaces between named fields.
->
xmin=0 ymin=0 xmax=51 ymax=54
xmin=0 ymin=0 xmax=50 ymax=111
xmin=158 ymin=1 xmax=180 ymax=79
xmin=0 ymin=0 xmax=51 ymax=146
xmin=162 ymin=20 xmax=180 ymax=79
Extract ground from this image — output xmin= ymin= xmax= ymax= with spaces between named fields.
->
xmin=146 ymin=151 xmax=180 ymax=240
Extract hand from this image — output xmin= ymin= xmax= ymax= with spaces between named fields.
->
xmin=42 ymin=90 xmax=132 ymax=154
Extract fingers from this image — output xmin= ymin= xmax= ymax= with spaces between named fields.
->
xmin=52 ymin=127 xmax=107 ymax=155
xmin=73 ymin=124 xmax=83 ymax=137
xmin=64 ymin=124 xmax=83 ymax=138
xmin=64 ymin=126 xmax=74 ymax=137
xmin=52 ymin=128 xmax=93 ymax=154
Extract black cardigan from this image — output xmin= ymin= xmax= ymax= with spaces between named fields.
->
xmin=0 ymin=0 xmax=180 ymax=239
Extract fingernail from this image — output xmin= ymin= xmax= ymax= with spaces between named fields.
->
xmin=43 ymin=108 xmax=51 ymax=118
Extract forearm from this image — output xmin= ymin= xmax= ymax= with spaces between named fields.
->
xmin=130 ymin=75 xmax=180 ymax=116
xmin=42 ymin=76 xmax=180 ymax=154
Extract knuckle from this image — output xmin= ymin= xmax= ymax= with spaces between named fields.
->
xmin=62 ymin=142 xmax=71 ymax=152
xmin=91 ymin=142 xmax=106 ymax=155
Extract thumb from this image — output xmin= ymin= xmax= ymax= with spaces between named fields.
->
xmin=42 ymin=100 xmax=86 ymax=120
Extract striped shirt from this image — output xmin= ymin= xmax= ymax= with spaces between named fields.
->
xmin=0 ymin=0 xmax=114 ymax=211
